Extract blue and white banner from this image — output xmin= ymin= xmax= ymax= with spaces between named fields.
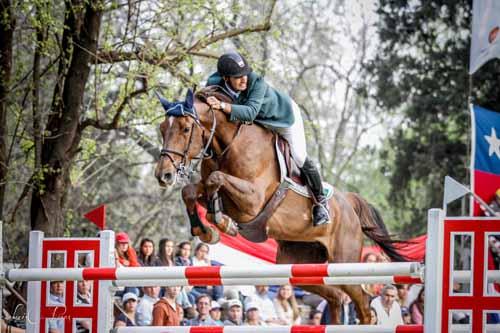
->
xmin=470 ymin=0 xmax=500 ymax=74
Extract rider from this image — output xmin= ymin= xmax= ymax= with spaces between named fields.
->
xmin=205 ymin=51 xmax=331 ymax=226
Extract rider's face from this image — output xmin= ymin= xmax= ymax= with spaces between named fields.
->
xmin=227 ymin=75 xmax=248 ymax=92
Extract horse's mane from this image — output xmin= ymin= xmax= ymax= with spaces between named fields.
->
xmin=195 ymin=86 xmax=233 ymax=104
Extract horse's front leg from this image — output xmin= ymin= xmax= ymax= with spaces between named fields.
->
xmin=181 ymin=183 xmax=220 ymax=244
xmin=206 ymin=171 xmax=265 ymax=216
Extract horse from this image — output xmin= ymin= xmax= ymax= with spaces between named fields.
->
xmin=154 ymin=88 xmax=409 ymax=324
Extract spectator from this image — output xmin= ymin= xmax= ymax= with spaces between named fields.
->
xmin=273 ymin=284 xmax=301 ymax=325
xmin=209 ymin=301 xmax=224 ymax=325
xmin=114 ymin=292 xmax=138 ymax=327
xmin=339 ymin=292 xmax=357 ymax=325
xmin=179 ymin=307 xmax=189 ymax=326
xmin=370 ymin=307 xmax=378 ymax=325
xmin=224 ymin=299 xmax=243 ymax=326
xmin=152 ymin=286 xmax=182 ymax=326
xmin=370 ymin=285 xmax=403 ymax=327
xmin=49 ymin=281 xmax=65 ymax=305
xmin=158 ymin=238 xmax=175 ymax=266
xmin=75 ymin=318 xmax=91 ymax=333
xmin=309 ymin=310 xmax=322 ymax=325
xmin=361 ymin=253 xmax=383 ymax=297
xmin=136 ymin=286 xmax=160 ymax=326
xmin=175 ymin=241 xmax=193 ymax=266
xmin=189 ymin=243 xmax=223 ymax=302
xmin=395 ymin=284 xmax=410 ymax=307
xmin=245 ymin=285 xmax=283 ymax=325
xmin=138 ymin=238 xmax=159 ymax=267
xmin=402 ymin=307 xmax=412 ymax=324
xmin=115 ymin=232 xmax=141 ymax=295
xmin=244 ymin=302 xmax=265 ymax=326
xmin=188 ymin=294 xmax=219 ymax=326
xmin=76 ymin=280 xmax=92 ymax=304
xmin=484 ymin=189 xmax=500 ymax=217
xmin=409 ymin=287 xmax=424 ymax=325
xmin=115 ymin=232 xmax=140 ymax=267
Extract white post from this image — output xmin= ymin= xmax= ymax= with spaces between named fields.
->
xmin=26 ymin=231 xmax=44 ymax=333
xmin=424 ymin=208 xmax=445 ymax=333
xmin=98 ymin=230 xmax=115 ymax=333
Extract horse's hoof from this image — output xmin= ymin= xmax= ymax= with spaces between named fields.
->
xmin=216 ymin=216 xmax=239 ymax=237
xmin=198 ymin=227 xmax=220 ymax=244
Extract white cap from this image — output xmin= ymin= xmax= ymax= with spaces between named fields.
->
xmin=227 ymin=299 xmax=242 ymax=308
xmin=122 ymin=292 xmax=138 ymax=304
xmin=245 ymin=302 xmax=260 ymax=312
xmin=210 ymin=301 xmax=222 ymax=310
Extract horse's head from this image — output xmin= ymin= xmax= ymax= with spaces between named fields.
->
xmin=154 ymin=89 xmax=208 ymax=187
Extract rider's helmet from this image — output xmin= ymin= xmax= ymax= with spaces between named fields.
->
xmin=217 ymin=52 xmax=252 ymax=77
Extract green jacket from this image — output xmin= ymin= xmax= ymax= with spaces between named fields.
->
xmin=206 ymin=72 xmax=294 ymax=128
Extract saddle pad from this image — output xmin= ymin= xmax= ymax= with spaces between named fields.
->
xmin=275 ymin=137 xmax=335 ymax=200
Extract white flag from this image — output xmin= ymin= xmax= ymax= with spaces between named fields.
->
xmin=469 ymin=0 xmax=500 ymax=74
xmin=443 ymin=176 xmax=470 ymax=209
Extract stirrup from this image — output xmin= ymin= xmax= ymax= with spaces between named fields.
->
xmin=312 ymin=201 xmax=331 ymax=227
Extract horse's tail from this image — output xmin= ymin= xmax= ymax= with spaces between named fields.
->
xmin=346 ymin=192 xmax=411 ymax=262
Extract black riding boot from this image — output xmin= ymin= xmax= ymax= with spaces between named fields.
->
xmin=301 ymin=158 xmax=331 ymax=226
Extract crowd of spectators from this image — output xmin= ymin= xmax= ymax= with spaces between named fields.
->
xmin=107 ymin=232 xmax=428 ymax=329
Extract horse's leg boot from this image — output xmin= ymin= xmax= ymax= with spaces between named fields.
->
xmin=300 ymin=158 xmax=332 ymax=226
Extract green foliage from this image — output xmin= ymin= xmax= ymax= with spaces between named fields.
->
xmin=368 ymin=0 xmax=500 ymax=235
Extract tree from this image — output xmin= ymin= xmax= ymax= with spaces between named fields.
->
xmin=368 ymin=0 xmax=500 ymax=235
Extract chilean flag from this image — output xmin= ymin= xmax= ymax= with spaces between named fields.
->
xmin=471 ymin=105 xmax=500 ymax=216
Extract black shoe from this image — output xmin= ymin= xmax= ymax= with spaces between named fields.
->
xmin=312 ymin=198 xmax=331 ymax=226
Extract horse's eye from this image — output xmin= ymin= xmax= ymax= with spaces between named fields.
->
xmin=183 ymin=127 xmax=190 ymax=133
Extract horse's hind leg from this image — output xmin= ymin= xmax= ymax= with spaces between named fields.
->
xmin=181 ymin=183 xmax=220 ymax=244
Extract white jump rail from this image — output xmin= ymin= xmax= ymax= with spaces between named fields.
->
xmin=113 ymin=275 xmax=423 ymax=287
xmin=5 ymin=262 xmax=422 ymax=282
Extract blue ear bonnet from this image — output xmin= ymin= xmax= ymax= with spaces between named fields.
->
xmin=155 ymin=89 xmax=198 ymax=120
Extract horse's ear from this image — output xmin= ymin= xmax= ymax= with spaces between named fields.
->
xmin=154 ymin=90 xmax=171 ymax=112
xmin=184 ymin=88 xmax=194 ymax=110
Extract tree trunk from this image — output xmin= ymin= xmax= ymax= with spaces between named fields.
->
xmin=0 ymin=0 xmax=14 ymax=221
xmin=30 ymin=1 xmax=103 ymax=235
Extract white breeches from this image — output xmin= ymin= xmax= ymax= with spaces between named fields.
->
xmin=275 ymin=100 xmax=307 ymax=167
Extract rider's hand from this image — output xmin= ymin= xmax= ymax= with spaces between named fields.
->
xmin=206 ymin=96 xmax=221 ymax=109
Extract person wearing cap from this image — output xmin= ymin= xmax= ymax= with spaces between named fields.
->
xmin=152 ymin=286 xmax=182 ymax=326
xmin=205 ymin=51 xmax=331 ymax=227
xmin=115 ymin=232 xmax=140 ymax=267
xmin=114 ymin=292 xmax=138 ymax=327
xmin=245 ymin=285 xmax=284 ymax=325
xmin=244 ymin=302 xmax=266 ymax=326
xmin=223 ymin=299 xmax=243 ymax=326
xmin=209 ymin=301 xmax=224 ymax=325
xmin=188 ymin=294 xmax=219 ymax=326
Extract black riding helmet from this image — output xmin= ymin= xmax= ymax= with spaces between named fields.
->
xmin=217 ymin=52 xmax=252 ymax=77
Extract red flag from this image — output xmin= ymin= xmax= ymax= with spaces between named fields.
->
xmin=84 ymin=205 xmax=106 ymax=230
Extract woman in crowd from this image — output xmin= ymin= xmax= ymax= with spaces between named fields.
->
xmin=138 ymin=238 xmax=159 ymax=266
xmin=189 ymin=243 xmax=224 ymax=302
xmin=308 ymin=310 xmax=323 ymax=325
xmin=114 ymin=293 xmax=138 ymax=327
xmin=115 ymin=232 xmax=140 ymax=267
xmin=175 ymin=241 xmax=193 ymax=266
xmin=361 ymin=252 xmax=383 ymax=298
xmin=158 ymin=238 xmax=175 ymax=266
xmin=409 ymin=287 xmax=424 ymax=324
xmin=273 ymin=284 xmax=301 ymax=325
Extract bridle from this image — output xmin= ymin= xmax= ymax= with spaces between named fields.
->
xmin=159 ymin=104 xmax=217 ymax=180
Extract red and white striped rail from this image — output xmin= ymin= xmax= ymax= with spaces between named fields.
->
xmin=5 ymin=262 xmax=422 ymax=282
xmin=113 ymin=325 xmax=424 ymax=333
xmin=113 ymin=275 xmax=423 ymax=287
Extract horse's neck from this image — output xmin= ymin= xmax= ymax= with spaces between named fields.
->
xmin=196 ymin=101 xmax=239 ymax=154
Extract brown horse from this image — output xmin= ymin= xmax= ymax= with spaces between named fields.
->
xmin=154 ymin=88 xmax=408 ymax=324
